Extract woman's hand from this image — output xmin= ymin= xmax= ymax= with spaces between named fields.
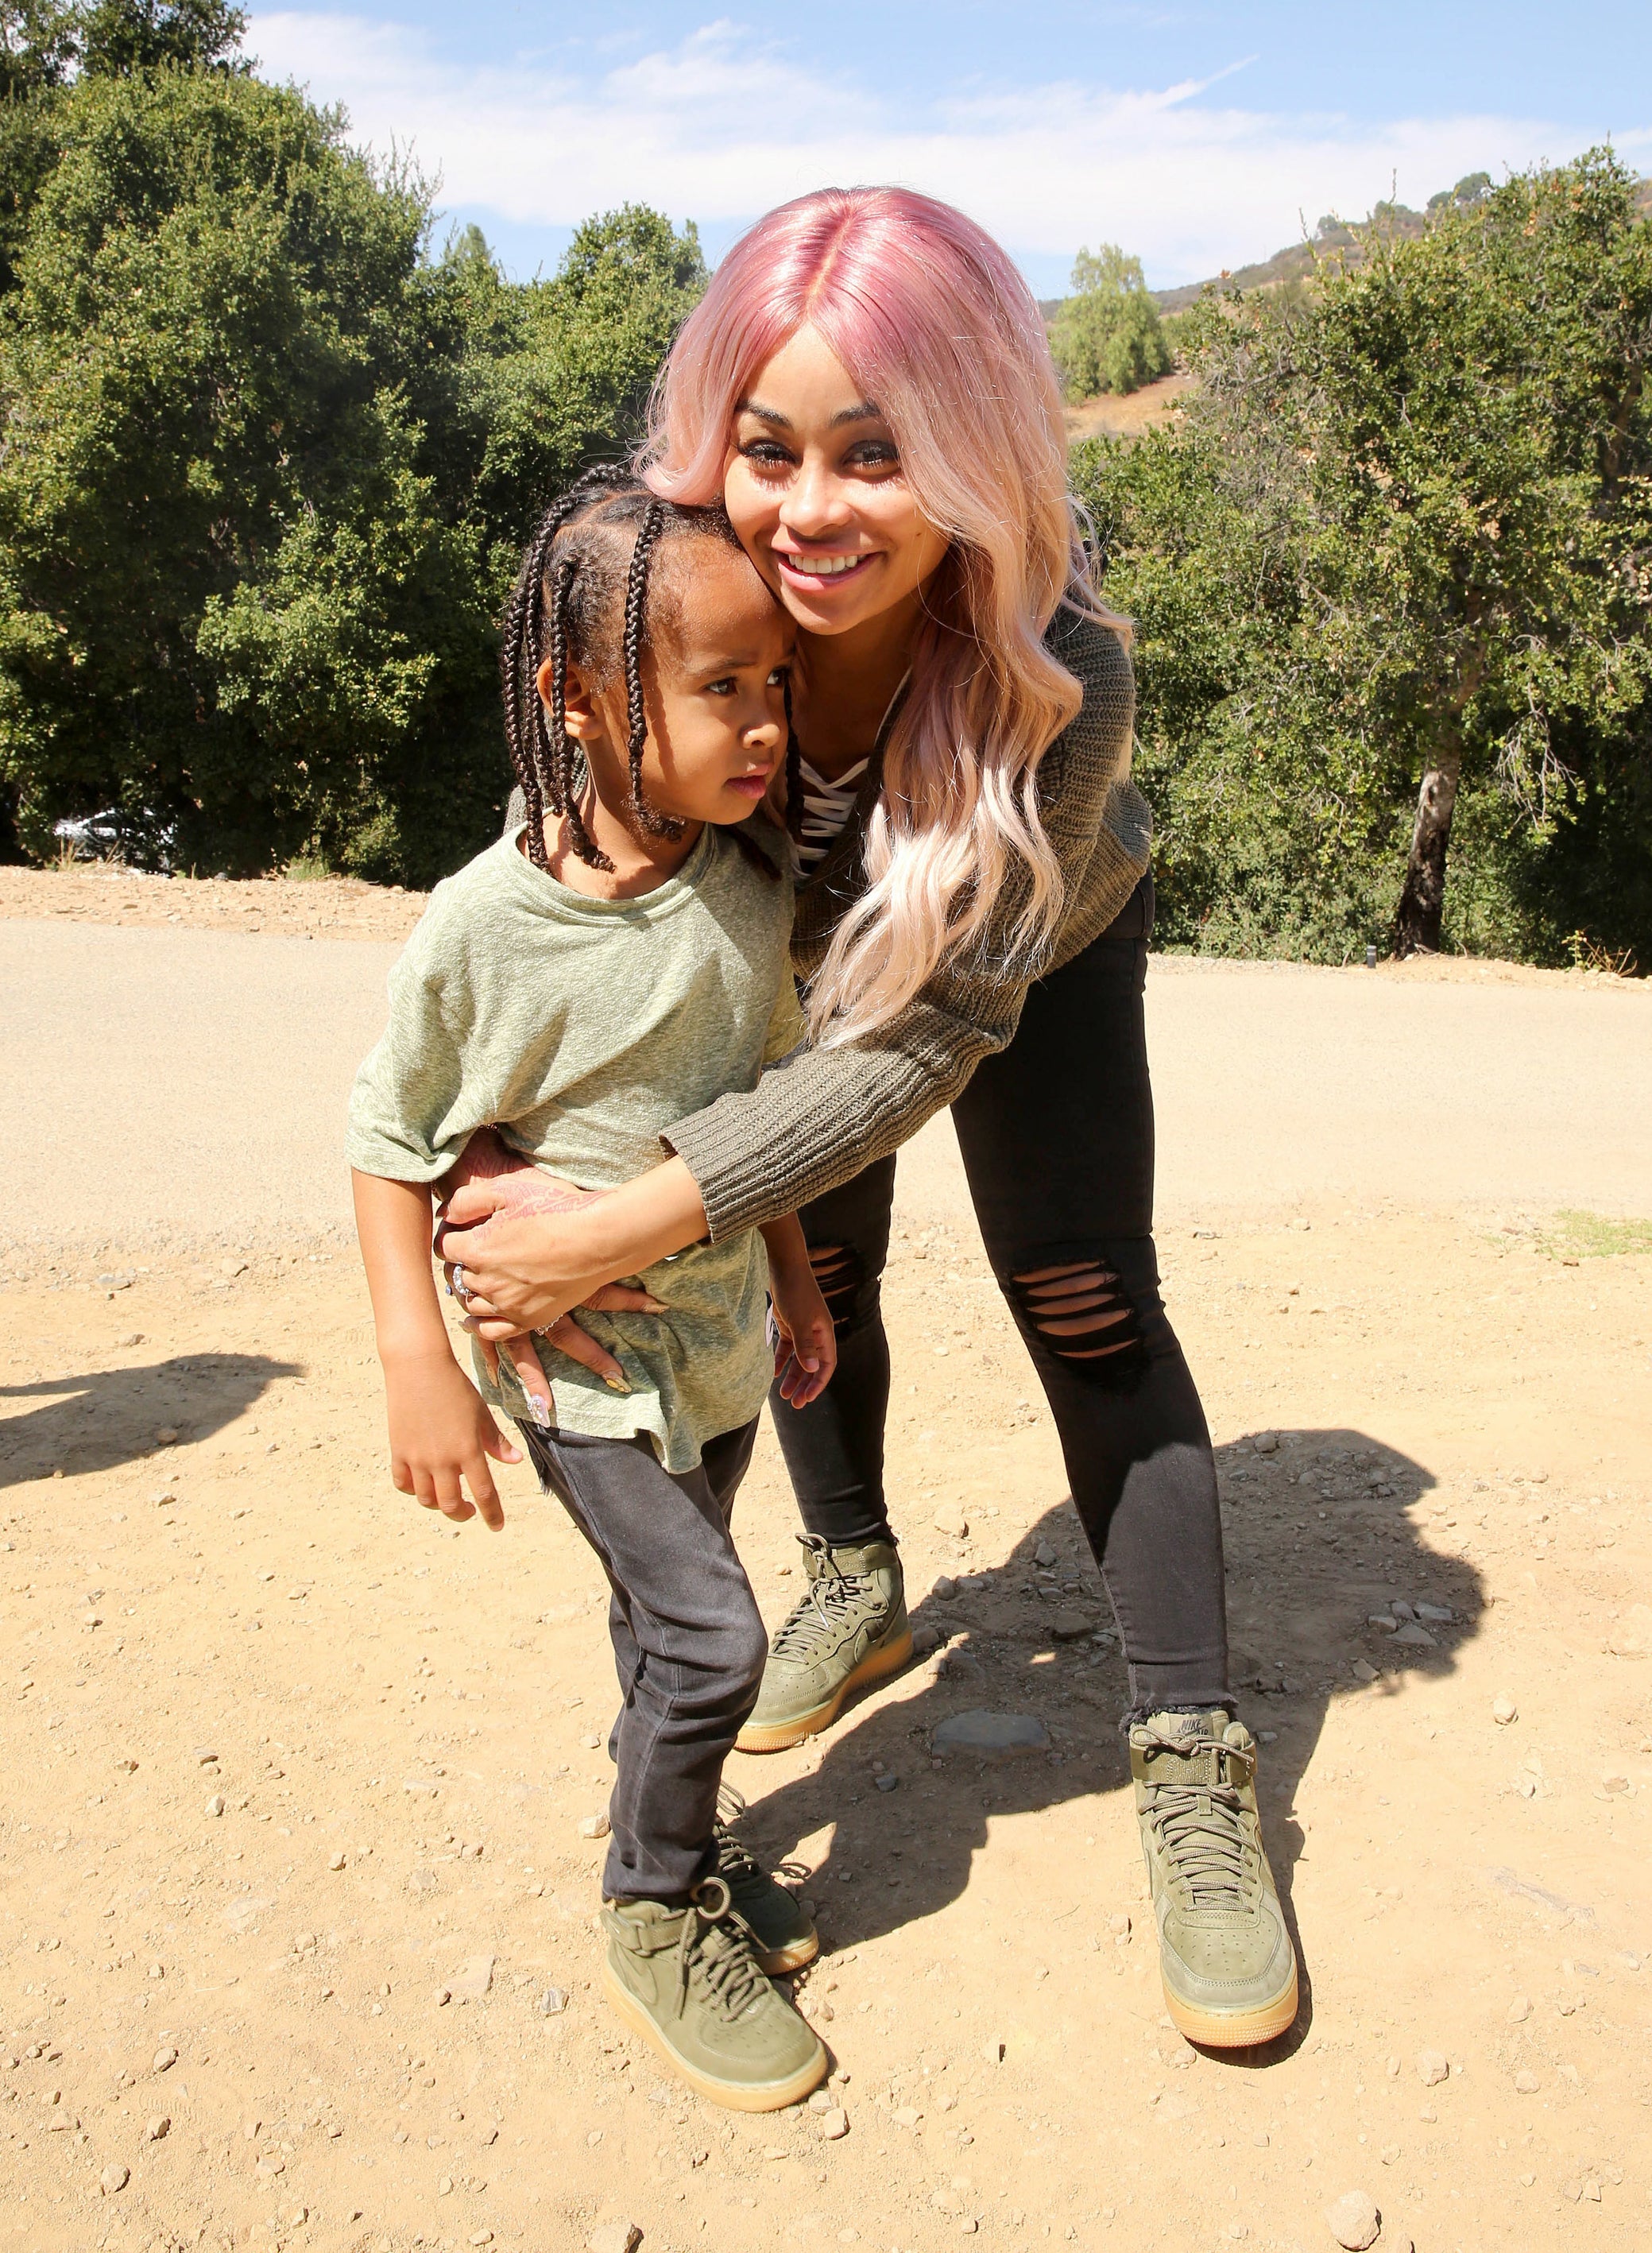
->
xmin=437 ymin=1156 xmax=712 ymax=1339
xmin=436 ymin=1132 xmax=667 ymax=1380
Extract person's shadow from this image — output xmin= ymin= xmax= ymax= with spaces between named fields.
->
xmin=731 ymin=1427 xmax=1484 ymax=2060
xmin=0 ymin=1353 xmax=300 ymax=1487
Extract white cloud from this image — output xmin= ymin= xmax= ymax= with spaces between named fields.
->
xmin=249 ymin=12 xmax=1650 ymax=285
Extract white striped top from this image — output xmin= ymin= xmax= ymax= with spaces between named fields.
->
xmin=792 ymin=756 xmax=869 ymax=875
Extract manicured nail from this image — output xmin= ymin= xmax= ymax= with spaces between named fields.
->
xmin=603 ymin=1375 xmax=632 ymax=1395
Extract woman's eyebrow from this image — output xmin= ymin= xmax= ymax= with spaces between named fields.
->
xmin=737 ymin=398 xmax=883 ymax=429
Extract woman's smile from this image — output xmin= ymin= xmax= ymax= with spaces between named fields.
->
xmin=772 ymin=546 xmax=879 ymax=589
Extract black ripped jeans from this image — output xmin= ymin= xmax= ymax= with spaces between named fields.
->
xmin=768 ymin=873 xmax=1230 ymax=1718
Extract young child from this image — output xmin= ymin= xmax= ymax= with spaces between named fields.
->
xmin=346 ymin=467 xmax=836 ymax=2112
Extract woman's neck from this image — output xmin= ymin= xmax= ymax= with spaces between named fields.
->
xmin=794 ymin=591 xmax=922 ymax=781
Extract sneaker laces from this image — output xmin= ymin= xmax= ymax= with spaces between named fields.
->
xmin=674 ymin=1876 xmax=769 ymax=2022
xmin=768 ymin=1543 xmax=880 ymax=1663
xmin=1138 ymin=1725 xmax=1260 ymax=1913
xmin=714 ymin=1787 xmax=806 ymax=1891
xmin=713 ymin=1786 xmax=763 ymax=1887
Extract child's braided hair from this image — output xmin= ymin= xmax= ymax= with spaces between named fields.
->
xmin=501 ymin=466 xmax=801 ymax=874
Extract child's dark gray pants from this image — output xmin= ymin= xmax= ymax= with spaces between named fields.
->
xmin=514 ymin=1416 xmax=764 ymax=1905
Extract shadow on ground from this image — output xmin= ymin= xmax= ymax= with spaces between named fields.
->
xmin=0 ymin=1353 xmax=300 ymax=1487
xmin=732 ymin=1425 xmax=1485 ymax=2061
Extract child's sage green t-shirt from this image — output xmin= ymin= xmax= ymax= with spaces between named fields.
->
xmin=346 ymin=819 xmax=803 ymax=1472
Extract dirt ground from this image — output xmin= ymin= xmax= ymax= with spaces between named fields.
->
xmin=1062 ymin=374 xmax=1194 ymax=444
xmin=3 ymin=873 xmax=1650 ymax=2253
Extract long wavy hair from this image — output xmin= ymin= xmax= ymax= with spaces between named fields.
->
xmin=640 ymin=185 xmax=1126 ymax=1048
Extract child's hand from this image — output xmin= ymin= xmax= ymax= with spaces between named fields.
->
xmin=769 ymin=1262 xmax=838 ymax=1410
xmin=383 ymin=1345 xmax=520 ymax=1531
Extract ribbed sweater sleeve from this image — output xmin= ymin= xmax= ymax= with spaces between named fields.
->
xmin=662 ymin=615 xmax=1148 ymax=1241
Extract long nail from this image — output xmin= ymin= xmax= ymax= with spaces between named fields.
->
xmin=603 ymin=1374 xmax=633 ymax=1395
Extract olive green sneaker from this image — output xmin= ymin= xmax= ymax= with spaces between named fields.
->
xmin=600 ymin=1877 xmax=827 ymax=2112
xmin=737 ymin=1535 xmax=911 ymax=1753
xmin=1131 ymin=1709 xmax=1299 ymax=2048
xmin=714 ymin=1787 xmax=818 ymax=1975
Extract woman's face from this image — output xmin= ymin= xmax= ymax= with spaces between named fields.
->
xmin=724 ymin=323 xmax=951 ymax=639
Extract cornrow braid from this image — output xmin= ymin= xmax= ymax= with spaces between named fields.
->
xmin=500 ymin=463 xmax=633 ymax=873
xmin=620 ymin=501 xmax=684 ymax=842
xmin=545 ymin=554 xmax=612 ymax=873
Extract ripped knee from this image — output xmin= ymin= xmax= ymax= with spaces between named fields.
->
xmin=807 ymin=1242 xmax=865 ymax=1341
xmin=1008 ymin=1255 xmax=1146 ymax=1382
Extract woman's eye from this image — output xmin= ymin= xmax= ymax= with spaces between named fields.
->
xmin=739 ymin=439 xmax=795 ymax=470
xmin=848 ymin=442 xmax=900 ymax=471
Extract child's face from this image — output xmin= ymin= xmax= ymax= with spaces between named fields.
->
xmin=549 ymin=541 xmax=796 ymax=832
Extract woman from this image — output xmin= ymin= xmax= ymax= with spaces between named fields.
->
xmin=443 ymin=186 xmax=1298 ymax=2048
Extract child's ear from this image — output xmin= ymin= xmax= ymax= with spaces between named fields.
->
xmin=536 ymin=654 xmax=605 ymax=741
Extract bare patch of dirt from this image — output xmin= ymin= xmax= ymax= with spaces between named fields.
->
xmin=1063 ymin=371 xmax=1194 ymax=444
xmin=3 ymin=1190 xmax=1649 ymax=2251
xmin=0 ymin=864 xmax=428 ymax=944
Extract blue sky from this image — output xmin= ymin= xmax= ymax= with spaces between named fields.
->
xmin=247 ymin=3 xmax=1652 ymax=292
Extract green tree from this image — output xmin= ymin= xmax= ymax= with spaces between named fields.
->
xmin=0 ymin=67 xmax=478 ymax=874
xmin=0 ymin=46 xmax=707 ymax=879
xmin=1 ymin=0 xmax=243 ymax=88
xmin=453 ymin=203 xmax=706 ymax=565
xmin=1050 ymin=242 xmax=1173 ymax=399
xmin=1074 ymin=150 xmax=1652 ymax=967
xmin=0 ymin=3 xmax=79 ymax=99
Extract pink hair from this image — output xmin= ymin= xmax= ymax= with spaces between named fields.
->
xmin=640 ymin=185 xmax=1122 ymax=1049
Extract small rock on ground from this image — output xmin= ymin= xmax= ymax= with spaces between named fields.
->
xmin=1323 ymin=2189 xmax=1380 ymax=2250
xmin=588 ymin=2226 xmax=642 ymax=2253
xmin=821 ymin=2108 xmax=849 ymax=2140
xmin=1416 ymin=2049 xmax=1449 ymax=2086
xmin=452 ymin=1954 xmax=494 ymax=2001
xmin=578 ymin=1814 xmax=612 ymax=1839
xmin=100 ymin=2164 xmax=130 ymax=2195
xmin=1492 ymin=1695 xmax=1519 ymax=1725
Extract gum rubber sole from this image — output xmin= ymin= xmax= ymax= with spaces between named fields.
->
xmin=600 ymin=1958 xmax=828 ymax=2112
xmin=1160 ymin=1959 xmax=1300 ymax=2050
xmin=734 ymin=1628 xmax=915 ymax=1755
xmin=753 ymin=1930 xmax=819 ymax=1976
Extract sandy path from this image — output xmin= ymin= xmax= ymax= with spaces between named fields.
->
xmin=2 ymin=892 xmax=1650 ymax=2253
xmin=4 ymin=908 xmax=1647 ymax=1255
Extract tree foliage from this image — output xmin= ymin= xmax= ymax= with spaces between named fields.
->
xmin=0 ymin=18 xmax=706 ymax=881
xmin=1049 ymin=242 xmax=1174 ymax=398
xmin=1074 ymin=151 xmax=1652 ymax=967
